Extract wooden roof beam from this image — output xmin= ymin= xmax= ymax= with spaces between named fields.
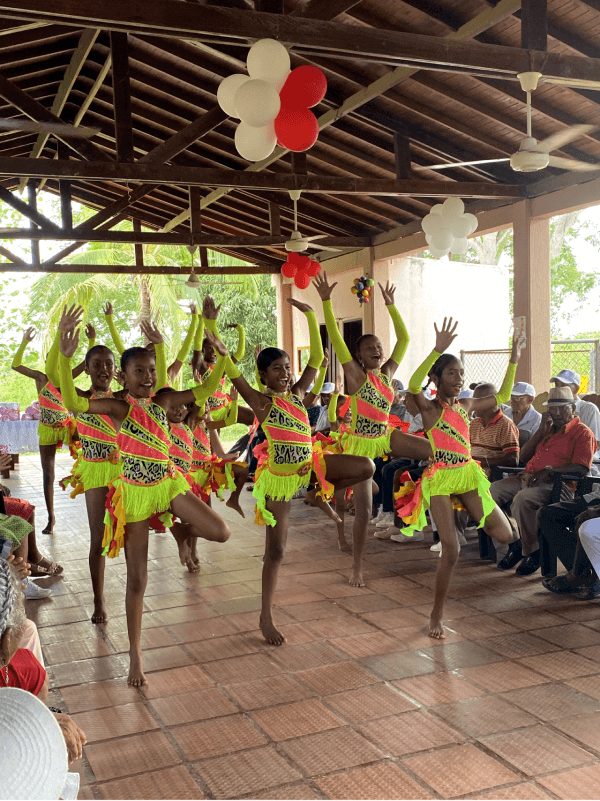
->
xmin=0 ymin=262 xmax=279 ymax=274
xmin=110 ymin=31 xmax=134 ymax=163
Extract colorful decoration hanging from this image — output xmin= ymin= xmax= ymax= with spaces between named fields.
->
xmin=353 ymin=275 xmax=374 ymax=304
xmin=420 ymin=198 xmax=478 ymax=259
xmin=281 ymin=252 xmax=321 ymax=289
xmin=217 ymin=39 xmax=327 ymax=162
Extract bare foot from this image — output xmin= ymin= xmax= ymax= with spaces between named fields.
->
xmin=226 ymin=497 xmax=245 ymax=518
xmin=429 ymin=616 xmax=446 ymax=639
xmin=172 ymin=527 xmax=192 ymax=566
xmin=128 ymin=652 xmax=148 ymax=687
xmin=260 ymin=614 xmax=286 ymax=646
xmin=42 ymin=517 xmax=55 ymax=535
xmin=349 ymin=567 xmax=364 ymax=587
xmin=306 ymin=488 xmax=341 ymax=524
xmin=186 ymin=555 xmax=201 ymax=573
xmin=91 ymin=603 xmax=108 ymax=624
xmin=338 ymin=536 xmax=352 ymax=553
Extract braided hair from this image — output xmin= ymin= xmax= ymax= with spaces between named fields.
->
xmin=424 ymin=353 xmax=460 ymax=392
xmin=0 ymin=558 xmax=25 ymax=644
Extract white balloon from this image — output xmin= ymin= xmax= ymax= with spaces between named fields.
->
xmin=430 ymin=203 xmax=444 ymax=215
xmin=234 ymin=79 xmax=281 ymax=128
xmin=430 ymin=229 xmax=454 ymax=251
xmin=442 ymin=197 xmax=465 ymax=221
xmin=450 ymin=237 xmax=469 ymax=255
xmin=425 ymin=232 xmax=433 ymax=244
xmin=421 ymin=214 xmax=441 ymax=235
xmin=217 ymin=74 xmax=250 ymax=118
xmin=429 ymin=246 xmax=449 ymax=259
xmin=235 ymin=121 xmax=277 ymax=162
xmin=247 ymin=38 xmax=291 ymax=90
xmin=448 ymin=215 xmax=473 ymax=239
xmin=463 ymin=213 xmax=478 ymax=234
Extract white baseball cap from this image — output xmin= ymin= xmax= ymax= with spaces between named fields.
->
xmin=321 ymin=382 xmax=335 ymax=394
xmin=551 ymin=369 xmax=581 ymax=387
xmin=511 ymin=382 xmax=536 ymax=397
xmin=458 ymin=389 xmax=473 ymax=399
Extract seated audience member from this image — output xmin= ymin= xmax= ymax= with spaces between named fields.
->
xmin=540 ymin=490 xmax=600 ymax=585
xmin=543 ymin=505 xmax=600 ymax=599
xmin=0 ymin=557 xmax=87 ymax=763
xmin=490 ymin=386 xmax=596 ymax=575
xmin=458 ymin=389 xmax=474 ymax=417
xmin=504 ymin=382 xmax=542 ymax=441
xmin=314 ymin=382 xmax=336 ymax=432
xmin=469 ymin=383 xmax=520 ymax=476
xmin=552 ymin=369 xmax=600 ymax=464
xmin=390 ymin=380 xmax=413 ymax=425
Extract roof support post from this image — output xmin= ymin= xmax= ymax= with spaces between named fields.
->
xmin=110 ymin=31 xmax=134 ymax=163
xmin=27 ymin=180 xmax=40 ymax=265
xmin=512 ymin=199 xmax=550 ymax=390
xmin=521 ymin=0 xmax=547 ymax=51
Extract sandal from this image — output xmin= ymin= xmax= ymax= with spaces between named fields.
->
xmin=29 ymin=556 xmax=64 ymax=577
xmin=574 ymin=581 xmax=600 ymax=601
xmin=542 ymin=575 xmax=582 ymax=594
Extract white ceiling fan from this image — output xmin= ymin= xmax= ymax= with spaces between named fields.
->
xmin=417 ymin=73 xmax=600 ymax=175
xmin=273 ymin=190 xmax=343 ymax=253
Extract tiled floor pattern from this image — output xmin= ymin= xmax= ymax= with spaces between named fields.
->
xmin=10 ymin=453 xmax=600 ymax=799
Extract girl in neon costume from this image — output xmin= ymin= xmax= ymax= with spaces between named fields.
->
xmin=314 ymin=272 xmax=432 ymax=585
xmin=11 ymin=305 xmax=93 ymax=534
xmin=225 ymin=297 xmax=374 ymax=646
xmin=399 ymin=318 xmax=522 ymax=638
xmin=58 ymin=323 xmax=231 ymax=687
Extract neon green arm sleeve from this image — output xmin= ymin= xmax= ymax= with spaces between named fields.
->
xmin=11 ymin=339 xmax=29 ymax=370
xmin=388 ymin=304 xmax=409 ymax=365
xmin=224 ymin=357 xmax=241 ymax=380
xmin=193 ymin=356 xmax=227 ymax=405
xmin=495 ymin=361 xmax=518 ymax=405
xmin=328 ymin=393 xmax=339 ymax=423
xmin=224 ymin=399 xmax=238 ymax=427
xmin=233 ymin=325 xmax=246 ymax=362
xmin=255 ymin=363 xmax=265 ymax=391
xmin=44 ymin=331 xmax=60 ymax=387
xmin=154 ymin=342 xmax=167 ymax=389
xmin=193 ymin=315 xmax=204 ymax=352
xmin=323 ymin=300 xmax=352 ymax=365
xmin=58 ymin=353 xmax=90 ymax=413
xmin=305 ymin=310 xmax=324 ymax=369
xmin=203 ymin=317 xmax=220 ymax=337
xmin=408 ymin=349 xmax=442 ymax=395
xmin=312 ymin=362 xmax=327 ymax=396
xmin=105 ymin=314 xmax=125 ymax=356
xmin=175 ymin=314 xmax=197 ymax=363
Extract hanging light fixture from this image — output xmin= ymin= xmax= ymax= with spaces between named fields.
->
xmin=185 ymin=245 xmax=202 ymax=288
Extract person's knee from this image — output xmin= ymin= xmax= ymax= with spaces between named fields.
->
xmin=126 ymin=571 xmax=147 ymax=594
xmin=265 ymin=539 xmax=285 ymax=563
xmin=357 ymin=458 xmax=375 ymax=482
xmin=440 ymin=545 xmax=459 ymax=566
xmin=214 ymin=520 xmax=231 ymax=543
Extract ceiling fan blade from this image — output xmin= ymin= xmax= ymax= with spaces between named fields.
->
xmin=0 ymin=119 xmax=100 ymax=138
xmin=414 ymin=158 xmax=509 ymax=171
xmin=548 ymin=155 xmax=600 ymax=172
xmin=537 ymin=124 xmax=595 ymax=154
xmin=542 ymin=76 xmax=600 ymax=91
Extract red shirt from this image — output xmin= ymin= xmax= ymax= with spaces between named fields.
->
xmin=526 ymin=416 xmax=596 ymax=473
xmin=1 ymin=648 xmax=46 ymax=695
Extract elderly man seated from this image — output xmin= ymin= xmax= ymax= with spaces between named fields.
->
xmin=503 ymin=382 xmax=542 ymax=448
xmin=552 ymin=369 xmax=600 ymax=464
xmin=490 ymin=386 xmax=596 ymax=575
xmin=470 ymin=383 xmax=520 ymax=475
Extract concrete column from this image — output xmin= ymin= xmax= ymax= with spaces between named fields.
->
xmin=512 ymin=199 xmax=551 ymax=391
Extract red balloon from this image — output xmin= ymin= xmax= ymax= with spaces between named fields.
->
xmin=279 ymin=66 xmax=327 ymax=109
xmin=306 ymin=260 xmax=321 ymax=277
xmin=281 ymin=261 xmax=297 ymax=278
xmin=275 ymin=107 xmax=319 ymax=152
xmin=294 ymin=270 xmax=311 ymax=289
xmin=297 ymin=254 xmax=311 ymax=271
xmin=287 ymin=251 xmax=304 ymax=266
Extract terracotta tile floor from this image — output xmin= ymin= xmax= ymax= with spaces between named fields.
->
xmin=11 ymin=452 xmax=600 ymax=799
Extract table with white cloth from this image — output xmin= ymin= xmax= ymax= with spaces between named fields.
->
xmin=0 ymin=420 xmax=39 ymax=454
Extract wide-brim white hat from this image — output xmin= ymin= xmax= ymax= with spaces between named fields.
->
xmin=0 ymin=687 xmax=68 ymax=800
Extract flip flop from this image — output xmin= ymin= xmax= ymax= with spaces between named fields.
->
xmin=29 ymin=556 xmax=64 ymax=577
xmin=542 ymin=575 xmax=581 ymax=594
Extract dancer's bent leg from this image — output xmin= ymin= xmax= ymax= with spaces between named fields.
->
xmin=390 ymin=429 xmax=432 ymax=461
xmin=458 ymin=489 xmax=513 ymax=545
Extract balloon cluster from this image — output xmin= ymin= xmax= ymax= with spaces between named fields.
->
xmin=281 ymin=253 xmax=321 ymax=289
xmin=351 ymin=275 xmax=375 ymax=304
xmin=421 ymin=198 xmax=478 ymax=259
xmin=217 ymin=39 xmax=327 ymax=162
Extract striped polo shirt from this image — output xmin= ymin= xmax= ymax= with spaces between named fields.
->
xmin=470 ymin=409 xmax=520 ymax=460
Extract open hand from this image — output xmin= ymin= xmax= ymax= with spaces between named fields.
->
xmin=58 ymin=304 xmax=84 ymax=333
xmin=22 ymin=326 xmax=35 ymax=343
xmin=287 ymin=297 xmax=313 ymax=314
xmin=321 ymin=348 xmax=329 ymax=369
xmin=85 ymin=323 xmax=96 ymax=340
xmin=313 ymin=271 xmax=337 ymax=301
xmin=433 ymin=317 xmax=459 ymax=353
xmin=53 ymin=713 xmax=87 ymax=764
xmin=6 ymin=554 xmax=30 ymax=580
xmin=334 ymin=373 xmax=343 ymax=394
xmin=378 ymin=280 xmax=395 ymax=305
xmin=203 ymin=295 xmax=221 ymax=320
xmin=254 ymin=343 xmax=262 ymax=360
xmin=140 ymin=320 xmax=163 ymax=345
xmin=229 ymin=385 xmax=239 ymax=401
xmin=205 ymin=329 xmax=228 ymax=357
xmin=103 ymin=302 xmax=113 ymax=315
xmin=190 ymin=303 xmax=197 ymax=315
xmin=59 ymin=328 xmax=80 ymax=359
xmin=511 ymin=323 xmax=526 ymax=362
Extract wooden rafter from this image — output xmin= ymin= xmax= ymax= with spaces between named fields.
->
xmin=0 ymin=262 xmax=279 ymax=274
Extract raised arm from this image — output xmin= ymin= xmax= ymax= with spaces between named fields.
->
xmin=72 ymin=322 xmax=96 ymax=379
xmin=11 ymin=327 xmax=45 ymax=383
xmin=230 ymin=323 xmax=246 ymax=365
xmin=158 ymin=332 xmax=228 ymax=408
xmin=314 ymin=271 xmax=365 ymax=391
xmin=288 ymin=298 xmax=324 ymax=397
xmin=168 ymin=304 xmax=198 ymax=382
xmin=202 ymin=295 xmax=221 ymax=337
xmin=408 ymin=317 xmax=458 ymax=413
xmin=47 ymin=303 xmax=85 ymax=386
xmin=303 ymin=348 xmax=329 ymax=408
xmin=471 ymin=329 xmax=524 ymax=416
xmin=104 ymin=302 xmax=125 ymax=356
xmin=379 ymin=281 xmax=409 ymax=376
xmin=141 ymin=320 xmax=167 ymax=389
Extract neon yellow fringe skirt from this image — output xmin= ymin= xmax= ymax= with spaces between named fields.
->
xmin=340 ymin=427 xmax=393 ymax=460
xmin=395 ymin=458 xmax=496 ymax=538
xmin=38 ymin=421 xmax=69 ymax=447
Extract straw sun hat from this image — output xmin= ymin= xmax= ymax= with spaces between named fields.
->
xmin=0 ymin=687 xmax=76 ymax=800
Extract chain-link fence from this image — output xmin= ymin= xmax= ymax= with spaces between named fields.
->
xmin=461 ymin=339 xmax=600 ymax=392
